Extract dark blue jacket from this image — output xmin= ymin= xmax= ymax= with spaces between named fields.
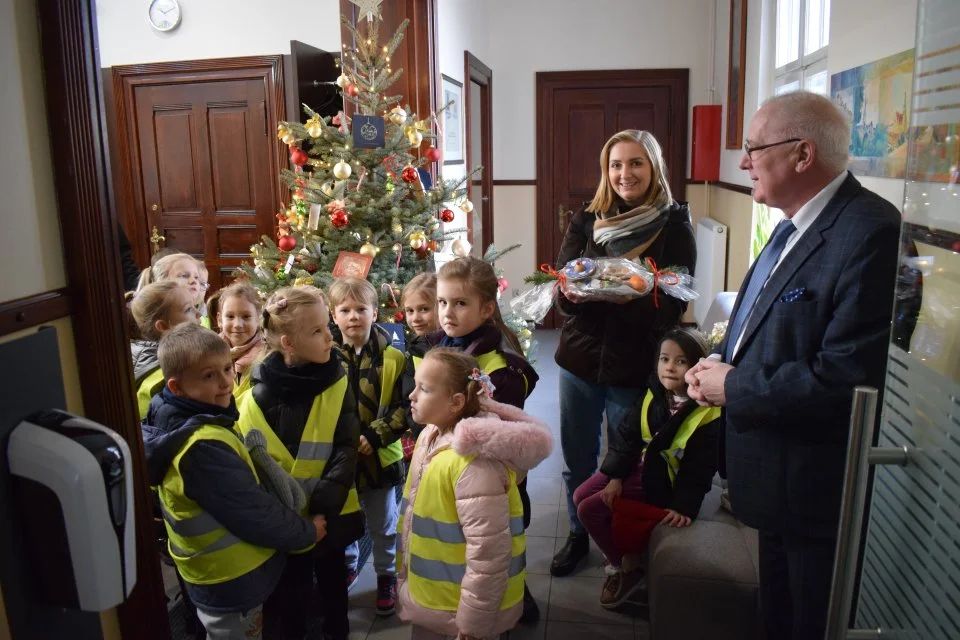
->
xmin=720 ymin=173 xmax=901 ymax=538
xmin=142 ymin=389 xmax=316 ymax=612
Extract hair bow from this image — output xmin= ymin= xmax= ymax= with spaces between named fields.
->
xmin=468 ymin=368 xmax=496 ymax=398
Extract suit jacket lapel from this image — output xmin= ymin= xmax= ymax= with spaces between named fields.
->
xmin=732 ymin=173 xmax=861 ymax=364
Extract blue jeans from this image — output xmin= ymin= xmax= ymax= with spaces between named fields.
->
xmin=559 ymin=367 xmax=643 ymax=535
xmin=345 ymin=486 xmax=399 ymax=576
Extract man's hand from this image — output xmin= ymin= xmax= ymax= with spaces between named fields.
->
xmin=358 ymin=435 xmax=373 ymax=456
xmin=312 ymin=515 xmax=327 ymax=542
xmin=600 ymin=478 xmax=623 ymax=507
xmin=687 ymin=357 xmax=732 ymax=407
xmin=660 ymin=509 xmax=692 ymax=528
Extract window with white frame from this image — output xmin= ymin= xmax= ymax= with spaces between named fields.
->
xmin=774 ymin=0 xmax=830 ymax=96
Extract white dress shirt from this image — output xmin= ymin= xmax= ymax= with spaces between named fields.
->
xmin=728 ymin=170 xmax=848 ymax=359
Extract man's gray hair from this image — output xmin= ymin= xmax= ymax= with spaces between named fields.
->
xmin=761 ymin=91 xmax=851 ymax=174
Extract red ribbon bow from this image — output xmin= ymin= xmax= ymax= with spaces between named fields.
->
xmin=644 ymin=258 xmax=679 ymax=308
xmin=539 ymin=263 xmax=567 ymax=291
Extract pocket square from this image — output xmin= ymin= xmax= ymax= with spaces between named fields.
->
xmin=779 ymin=287 xmax=810 ymax=303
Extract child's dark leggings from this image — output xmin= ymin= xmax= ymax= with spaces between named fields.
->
xmin=263 ymin=547 xmax=349 ymax=640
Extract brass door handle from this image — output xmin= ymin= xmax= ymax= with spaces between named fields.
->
xmin=558 ymin=205 xmax=569 ymax=233
xmin=150 ymin=226 xmax=166 ymax=254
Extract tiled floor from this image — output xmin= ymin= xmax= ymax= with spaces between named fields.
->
xmin=349 ymin=330 xmax=651 ymax=640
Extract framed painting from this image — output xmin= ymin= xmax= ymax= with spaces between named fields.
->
xmin=441 ymin=74 xmax=464 ymax=165
xmin=726 ymin=0 xmax=748 ymax=149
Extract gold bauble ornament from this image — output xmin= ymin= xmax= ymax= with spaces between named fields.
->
xmin=407 ymin=129 xmax=423 ymax=146
xmin=461 ymin=199 xmax=474 ymax=214
xmin=294 ymin=275 xmax=314 ymax=287
xmin=282 ymin=132 xmax=296 ymax=145
xmin=335 ymin=73 xmax=350 ymax=88
xmin=415 ymin=119 xmax=430 ymax=131
xmin=277 ymin=123 xmax=292 ymax=140
xmin=410 ymin=237 xmax=425 ymax=250
xmin=359 ymin=242 xmax=378 ymax=257
xmin=389 ymin=106 xmax=407 ymax=125
xmin=333 ymin=160 xmax=352 ymax=180
xmin=306 ymin=115 xmax=323 ymax=138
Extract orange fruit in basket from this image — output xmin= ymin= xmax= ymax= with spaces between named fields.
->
xmin=627 ymin=275 xmax=649 ymax=293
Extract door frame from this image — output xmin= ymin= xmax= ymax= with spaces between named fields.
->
xmin=534 ymin=68 xmax=689 ymax=273
xmin=464 ymin=51 xmax=494 ymax=253
xmin=105 ymin=56 xmax=287 ymax=268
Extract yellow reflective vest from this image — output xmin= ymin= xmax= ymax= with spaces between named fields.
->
xmin=137 ymin=368 xmax=166 ymax=419
xmin=374 ymin=346 xmax=406 ymax=468
xmin=237 ymin=379 xmax=362 ymax=520
xmin=157 ymin=424 xmax=275 ymax=585
xmin=475 ymin=350 xmax=530 ymax=399
xmin=639 ymin=390 xmax=721 ymax=486
xmin=400 ymin=448 xmax=526 ymax=612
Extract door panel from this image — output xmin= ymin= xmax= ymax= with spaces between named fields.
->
xmin=536 ymin=70 xmax=688 ymax=328
xmin=134 ymin=78 xmax=275 ymax=292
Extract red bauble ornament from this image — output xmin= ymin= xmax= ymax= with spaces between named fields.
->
xmin=278 ymin=235 xmax=297 ymax=252
xmin=330 ymin=209 xmax=349 ymax=228
xmin=401 ymin=166 xmax=418 ymax=183
xmin=394 ymin=311 xmax=404 ymax=322
xmin=290 ymin=147 xmax=308 ymax=166
xmin=305 ymin=264 xmax=317 ymax=273
xmin=427 ymin=239 xmax=439 ymax=252
xmin=347 ymin=84 xmax=359 ymax=97
xmin=332 ymin=114 xmax=341 ymax=126
xmin=415 ymin=247 xmax=428 ymax=260
xmin=425 ymin=147 xmax=441 ymax=162
xmin=439 ymin=208 xmax=455 ymax=223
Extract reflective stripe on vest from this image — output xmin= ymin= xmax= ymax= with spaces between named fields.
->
xmin=639 ymin=390 xmax=721 ymax=486
xmin=475 ymin=350 xmax=529 ymax=398
xmin=237 ymin=380 xmax=361 ymax=518
xmin=158 ymin=424 xmax=274 ymax=585
xmin=376 ymin=346 xmax=405 ymax=468
xmin=137 ymin=368 xmax=166 ymax=419
xmin=403 ymin=448 xmax=526 ymax=612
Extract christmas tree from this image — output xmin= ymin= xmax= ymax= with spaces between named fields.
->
xmin=240 ymin=3 xmax=473 ymax=322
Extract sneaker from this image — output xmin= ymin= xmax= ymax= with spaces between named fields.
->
xmin=346 ymin=567 xmax=359 ymax=592
xmin=376 ymin=574 xmax=397 ymax=616
xmin=550 ymin=532 xmax=590 ymax=577
xmin=599 ymin=568 xmax=646 ymax=609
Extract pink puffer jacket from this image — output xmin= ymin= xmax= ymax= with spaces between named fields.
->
xmin=397 ymin=399 xmax=553 ymax=638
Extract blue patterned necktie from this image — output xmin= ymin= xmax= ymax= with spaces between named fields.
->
xmin=725 ymin=219 xmax=796 ymax=362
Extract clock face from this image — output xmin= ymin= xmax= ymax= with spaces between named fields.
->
xmin=148 ymin=0 xmax=181 ymax=32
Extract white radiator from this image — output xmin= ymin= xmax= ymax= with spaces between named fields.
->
xmin=693 ymin=217 xmax=728 ymax=328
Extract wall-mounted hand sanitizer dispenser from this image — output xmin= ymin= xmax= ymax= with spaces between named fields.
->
xmin=7 ymin=409 xmax=136 ymax=612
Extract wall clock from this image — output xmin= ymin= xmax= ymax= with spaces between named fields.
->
xmin=148 ymin=0 xmax=181 ymax=33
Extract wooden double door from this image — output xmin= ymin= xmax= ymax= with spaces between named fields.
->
xmin=535 ymin=69 xmax=689 ymax=327
xmin=110 ymin=57 xmax=286 ymax=292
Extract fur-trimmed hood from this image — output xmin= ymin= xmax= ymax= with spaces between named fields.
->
xmin=451 ymin=398 xmax=552 ymax=472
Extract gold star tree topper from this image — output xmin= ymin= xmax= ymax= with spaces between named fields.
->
xmin=349 ymin=0 xmax=383 ymax=22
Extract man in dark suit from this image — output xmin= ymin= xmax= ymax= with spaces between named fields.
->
xmin=685 ymin=91 xmax=901 ymax=640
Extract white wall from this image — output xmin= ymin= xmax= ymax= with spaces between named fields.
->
xmin=486 ymin=0 xmax=713 ymax=180
xmin=1 ymin=0 xmax=67 ymax=301
xmin=95 ymin=0 xmax=341 ymax=67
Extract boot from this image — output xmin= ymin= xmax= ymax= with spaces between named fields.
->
xmin=550 ymin=532 xmax=589 ymax=577
xmin=518 ymin=582 xmax=540 ymax=624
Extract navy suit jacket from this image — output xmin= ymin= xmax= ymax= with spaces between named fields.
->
xmin=720 ymin=173 xmax=900 ymax=538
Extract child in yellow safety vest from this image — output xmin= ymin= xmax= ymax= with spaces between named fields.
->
xmin=130 ymin=280 xmax=203 ymax=419
xmin=329 ymin=277 xmax=408 ymax=616
xmin=399 ymin=273 xmax=439 ymax=455
xmin=237 ymin=285 xmax=364 ymax=640
xmin=573 ymin=327 xmax=721 ymax=610
xmin=142 ymin=324 xmax=324 ymax=640
xmin=215 ymin=282 xmax=265 ymax=399
xmin=398 ymin=348 xmax=553 ymax=640
xmin=433 ymin=256 xmax=542 ymax=623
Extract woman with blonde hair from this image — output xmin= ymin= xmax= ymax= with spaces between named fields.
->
xmin=550 ymin=129 xmax=696 ymax=577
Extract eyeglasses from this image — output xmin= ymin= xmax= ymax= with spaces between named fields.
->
xmin=742 ymin=138 xmax=802 ymax=160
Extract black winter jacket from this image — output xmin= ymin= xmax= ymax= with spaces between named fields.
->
xmin=142 ymin=389 xmax=316 ymax=612
xmin=599 ymin=374 xmax=719 ymax=519
xmin=399 ymin=333 xmax=432 ymax=439
xmin=250 ymin=351 xmax=364 ymax=550
xmin=554 ymin=202 xmax=696 ymax=388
